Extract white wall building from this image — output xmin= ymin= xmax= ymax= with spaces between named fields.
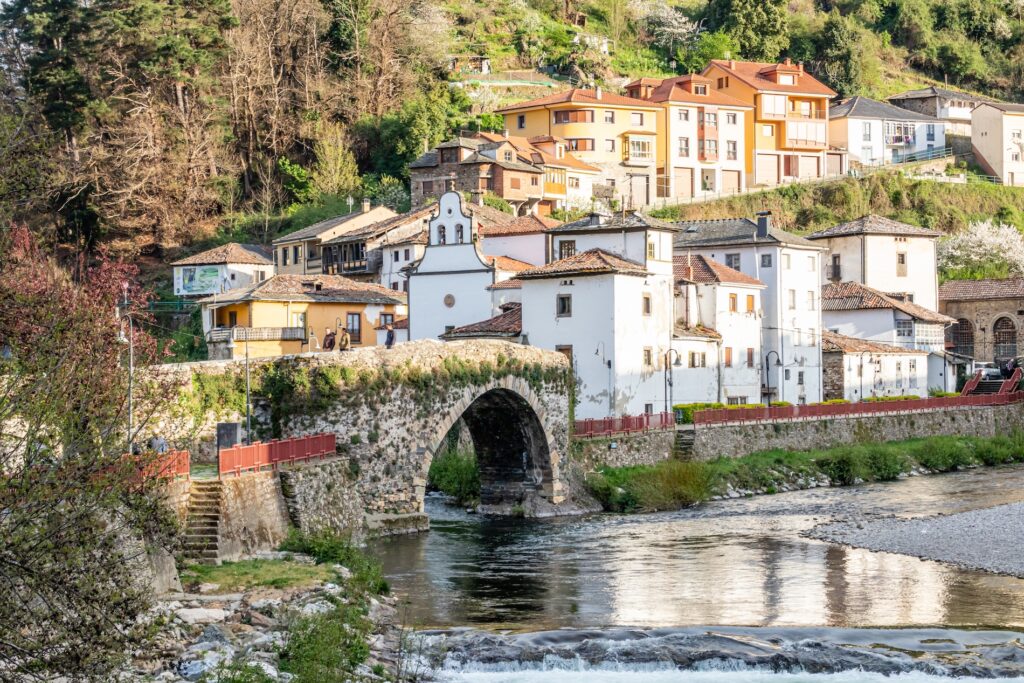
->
xmin=673 ymin=254 xmax=765 ymax=404
xmin=171 ymin=243 xmax=274 ymax=297
xmin=674 ymin=213 xmax=827 ymax=404
xmin=822 ymin=331 xmax=930 ymax=401
xmin=821 ymin=281 xmax=957 ymax=392
xmin=380 ymin=234 xmax=427 ymax=293
xmin=829 ymin=96 xmax=945 ymax=165
xmin=888 ymin=86 xmax=991 ymax=137
xmin=806 ymin=215 xmax=941 ymax=312
xmin=479 ymin=214 xmax=558 ymax=266
xmin=972 ymin=102 xmax=1024 ymax=187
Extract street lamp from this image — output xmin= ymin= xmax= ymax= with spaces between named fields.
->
xmin=663 ymin=348 xmax=683 ymax=415
xmin=225 ymin=327 xmax=251 ymax=444
xmin=117 ymin=283 xmax=135 ymax=451
xmin=764 ymin=350 xmax=782 ymax=407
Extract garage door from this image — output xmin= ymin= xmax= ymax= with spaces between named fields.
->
xmin=826 ymin=153 xmax=842 ymax=176
xmin=628 ymin=175 xmax=650 ymax=209
xmin=755 ymin=154 xmax=779 ymax=186
xmin=799 ymin=155 xmax=820 ymax=179
xmin=722 ymin=170 xmax=741 ymax=193
xmin=674 ymin=168 xmax=694 ymax=198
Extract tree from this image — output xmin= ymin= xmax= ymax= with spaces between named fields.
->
xmin=938 ymin=220 xmax=1024 ymax=280
xmin=368 ymin=174 xmax=410 ymax=212
xmin=675 ymin=30 xmax=739 ymax=74
xmin=312 ymin=123 xmax=363 ymax=198
xmin=817 ymin=12 xmax=863 ymax=97
xmin=0 ymin=227 xmax=176 ymax=679
xmin=705 ymin=0 xmax=789 ymax=61
xmin=643 ymin=1 xmax=702 ymax=55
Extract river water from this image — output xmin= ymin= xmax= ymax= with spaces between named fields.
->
xmin=370 ymin=466 xmax=1024 ymax=680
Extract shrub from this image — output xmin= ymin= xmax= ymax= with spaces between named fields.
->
xmin=621 ymin=460 xmax=713 ymax=511
xmin=427 ymin=449 xmax=480 ymax=505
xmin=817 ymin=446 xmax=867 ymax=485
xmin=912 ymin=438 xmax=974 ymax=472
xmin=279 ymin=530 xmax=389 ymax=595
xmin=673 ymin=402 xmax=723 ymax=423
xmin=863 ymin=394 xmax=921 ymax=402
xmin=972 ymin=436 xmax=1015 ymax=466
xmin=865 ymin=447 xmax=907 ymax=481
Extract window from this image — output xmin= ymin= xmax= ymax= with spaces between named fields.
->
xmin=909 ymin=359 xmax=918 ymax=387
xmin=688 ymin=351 xmax=706 ymax=368
xmin=293 ymin=245 xmax=301 ymax=263
xmin=391 ymin=282 xmax=399 ymax=291
xmin=727 ymin=397 xmax=748 ymax=406
xmin=724 ymin=347 xmax=733 ymax=367
xmin=643 ymin=347 xmax=654 ymax=367
xmin=642 ymin=293 xmax=652 ymax=315
xmin=1014 ymin=130 xmax=1023 ymax=140
xmin=517 ymin=114 xmax=526 ymax=129
xmin=511 ymin=178 xmax=521 ymax=190
xmin=779 ymin=74 xmax=796 ymax=85
xmin=568 ymin=176 xmax=581 ymax=189
xmin=404 ymin=248 xmax=411 ymax=260
xmin=762 ymin=125 xmax=774 ymax=137
xmin=726 ymin=113 xmax=737 ymax=125
xmin=725 ymin=253 xmax=741 ymax=270
xmin=787 ymin=289 xmax=796 ymax=310
xmin=646 ymin=240 xmax=656 ymax=259
xmin=291 ymin=311 xmax=305 ymax=330
xmin=678 ymin=109 xmax=690 ymax=122
xmin=995 ymin=317 xmax=1018 ymax=360
xmin=556 ymin=294 xmax=572 ymax=317
xmin=422 ymin=180 xmax=434 ymax=195
xmin=729 ymin=293 xmax=738 ymax=312
xmin=807 ymin=290 xmax=815 ymax=310
xmin=605 ymin=139 xmax=616 ymax=152
xmin=257 ymin=270 xmax=266 ymax=282
xmin=808 ymin=328 xmax=816 ymax=346
xmin=380 ymin=313 xmax=394 ymax=328
xmin=531 ymin=175 xmax=539 ymax=186
xmin=797 ymin=371 xmax=805 ymax=386
xmin=678 ymin=137 xmax=690 ymax=157
xmin=567 ymin=138 xmax=595 ymax=151
xmin=785 ymin=369 xmax=791 ymax=380
xmin=896 ymin=320 xmax=914 ymax=337
xmin=794 ymin=328 xmax=802 ymax=346
xmin=747 ymin=348 xmax=755 ymax=367
xmin=950 ymin=318 xmax=975 ymax=357
xmin=554 ymin=110 xmax=594 ymax=124
xmin=456 ymin=224 xmax=465 ymax=243
xmin=644 ymin=403 xmax=654 ymax=415
xmin=628 ymin=137 xmax=653 ymax=160
xmin=392 ymin=251 xmax=400 ymax=263
xmin=926 ymin=124 xmax=935 ymax=141
xmin=504 ymin=151 xmax=514 ymax=162
xmin=631 ymin=112 xmax=644 ymax=126
xmin=440 ymin=148 xmax=458 ymax=163
xmin=727 ymin=140 xmax=737 ymax=160
xmin=694 ymin=84 xmax=707 ymax=95
xmin=761 ymin=254 xmax=772 ymax=268
xmin=438 ymin=225 xmax=446 ymax=244
xmin=346 ymin=312 xmax=362 ymax=343
xmin=281 ymin=247 xmax=289 ymax=266
xmin=896 ymin=252 xmax=907 ymax=276
xmin=762 ymin=94 xmax=787 ymax=117
xmin=559 ymin=240 xmax=576 ymax=259
xmin=783 ymin=253 xmax=791 ymax=269
xmin=746 ymin=295 xmax=755 ymax=313
xmin=604 ymin=110 xmax=615 ymax=123
xmin=807 ymin=255 xmax=815 ymax=271
xmin=863 ymin=122 xmax=872 ymax=142
xmin=228 ymin=311 xmax=238 ymax=327
xmin=402 ymin=280 xmax=409 ymax=293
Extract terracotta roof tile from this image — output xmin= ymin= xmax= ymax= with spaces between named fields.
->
xmin=374 ymin=317 xmax=408 ymax=330
xmin=642 ymin=75 xmax=754 ymax=109
xmin=807 ymin=215 xmax=941 ymax=239
xmin=705 ymin=60 xmax=836 ymax=97
xmin=479 ymin=214 xmax=562 ymax=237
xmin=171 ymin=243 xmax=273 ymax=266
xmin=517 ymin=248 xmax=648 ymax=279
xmin=487 ymin=278 xmax=522 ymax=290
xmin=496 ymin=88 xmax=659 ymax=113
xmin=822 ymin=330 xmax=928 ymax=355
xmin=441 ymin=304 xmax=522 ymax=339
xmin=197 ymin=274 xmax=405 ymax=306
xmin=939 ymin=278 xmax=1024 ymax=301
xmin=822 ymin=281 xmax=954 ymax=323
xmin=674 ymin=324 xmax=722 ymax=340
xmin=485 ymin=255 xmax=535 ymax=273
xmin=673 ymin=254 xmax=764 ymax=287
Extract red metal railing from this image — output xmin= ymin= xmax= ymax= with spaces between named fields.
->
xmin=692 ymin=392 xmax=1024 ymax=426
xmin=218 ymin=433 xmax=337 ymax=477
xmin=131 ymin=449 xmax=190 ymax=481
xmin=574 ymin=411 xmax=675 ymax=438
xmin=961 ymin=370 xmax=983 ymax=396
xmin=1000 ymin=367 xmax=1023 ymax=394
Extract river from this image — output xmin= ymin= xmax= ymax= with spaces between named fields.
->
xmin=369 ymin=465 xmax=1024 ymax=680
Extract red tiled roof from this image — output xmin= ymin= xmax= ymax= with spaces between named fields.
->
xmin=822 ymin=330 xmax=928 ymax=355
xmin=479 ymin=214 xmax=562 ymax=237
xmin=674 ymin=254 xmax=763 ymax=287
xmin=939 ymin=278 xmax=1024 ymax=302
xmin=474 ymin=132 xmax=600 ymax=173
xmin=172 ymin=242 xmax=273 ymax=266
xmin=517 ymin=248 xmax=648 ymax=279
xmin=822 ymin=281 xmax=953 ymax=324
xmin=496 ymin=88 xmax=659 ymax=113
xmin=197 ymin=274 xmax=405 ymax=306
xmin=485 ymin=255 xmax=534 ymax=273
xmin=374 ymin=317 xmax=408 ymax=330
xmin=643 ymin=75 xmax=754 ymax=108
xmin=705 ymin=60 xmax=836 ymax=97
xmin=441 ymin=304 xmax=522 ymax=339
xmin=488 ymin=278 xmax=522 ymax=290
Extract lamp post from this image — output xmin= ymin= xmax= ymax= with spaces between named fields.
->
xmin=117 ymin=283 xmax=135 ymax=451
xmin=663 ymin=348 xmax=683 ymax=415
xmin=225 ymin=328 xmax=251 ymax=444
xmin=764 ymin=350 xmax=782 ymax=408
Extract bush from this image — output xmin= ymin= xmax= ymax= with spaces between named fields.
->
xmin=863 ymin=394 xmax=921 ymax=402
xmin=817 ymin=446 xmax=867 ymax=485
xmin=911 ymin=438 xmax=974 ymax=472
xmin=427 ymin=449 xmax=480 ymax=505
xmin=865 ymin=447 xmax=908 ymax=481
xmin=621 ymin=460 xmax=713 ymax=511
xmin=585 ymin=471 xmax=637 ymax=512
xmin=279 ymin=530 xmax=389 ymax=595
xmin=929 ymin=389 xmax=960 ymax=398
xmin=972 ymin=436 xmax=1015 ymax=466
xmin=673 ymin=402 xmax=723 ymax=423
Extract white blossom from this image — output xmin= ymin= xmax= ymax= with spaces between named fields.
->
xmin=938 ymin=220 xmax=1024 ymax=277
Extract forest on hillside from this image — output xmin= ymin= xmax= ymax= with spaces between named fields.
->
xmin=1 ymin=0 xmax=1023 ymax=257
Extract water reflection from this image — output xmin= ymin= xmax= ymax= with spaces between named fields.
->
xmin=371 ymin=466 xmax=1024 ymax=630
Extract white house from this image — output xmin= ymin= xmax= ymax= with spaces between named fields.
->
xmin=822 ymin=281 xmax=957 ymax=392
xmin=822 ymin=331 xmax=930 ymax=401
xmin=479 ymin=214 xmax=559 ymax=266
xmin=829 ymin=96 xmax=945 ymax=165
xmin=674 ymin=213 xmax=827 ymax=404
xmin=806 ymin=215 xmax=941 ymax=312
xmin=380 ymin=233 xmax=427 ymax=293
xmin=972 ymin=102 xmax=1024 ymax=186
xmin=673 ymin=254 xmax=765 ymax=404
xmin=887 ymin=86 xmax=992 ymax=137
xmin=171 ymin=243 xmax=274 ymax=297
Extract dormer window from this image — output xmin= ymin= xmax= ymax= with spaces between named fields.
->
xmin=694 ymin=84 xmax=708 ymax=95
xmin=779 ymin=74 xmax=796 ymax=85
xmin=504 ymin=151 xmax=513 ymax=162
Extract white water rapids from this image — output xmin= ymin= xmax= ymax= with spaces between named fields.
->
xmin=444 ymin=673 xmax=1024 ymax=682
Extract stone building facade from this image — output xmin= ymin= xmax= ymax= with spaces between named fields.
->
xmin=939 ymin=278 xmax=1024 ymax=364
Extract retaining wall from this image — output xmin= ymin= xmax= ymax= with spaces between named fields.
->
xmin=219 ymin=472 xmax=291 ymax=561
xmin=691 ymin=403 xmax=1024 ymax=459
xmin=278 ymin=459 xmax=377 ymax=540
xmin=572 ymin=429 xmax=676 ymax=470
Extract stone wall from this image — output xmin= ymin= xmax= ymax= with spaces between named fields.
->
xmin=822 ymin=352 xmax=844 ymax=402
xmin=218 ymin=472 xmax=291 ymax=561
xmin=278 ymin=459 xmax=372 ymax=540
xmin=692 ymin=403 xmax=1024 ymax=459
xmin=940 ymin=296 xmax=1024 ymax=364
xmin=572 ymin=429 xmax=676 ymax=471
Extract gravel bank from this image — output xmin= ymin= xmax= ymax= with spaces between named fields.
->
xmin=809 ymin=502 xmax=1024 ymax=577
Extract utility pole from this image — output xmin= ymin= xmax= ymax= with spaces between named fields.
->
xmin=118 ymin=283 xmax=135 ymax=451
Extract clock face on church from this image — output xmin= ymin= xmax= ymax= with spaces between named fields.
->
xmin=444 ymin=294 xmax=456 ymax=308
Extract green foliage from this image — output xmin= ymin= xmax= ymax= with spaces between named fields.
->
xmin=482 ymin=192 xmax=514 ymax=214
xmin=279 ymin=529 xmax=389 ymax=595
xmin=278 ymin=157 xmax=317 ymax=205
xmin=161 ymin=307 xmax=208 ymax=362
xmin=281 ymin=604 xmax=372 ymax=681
xmin=705 ymin=0 xmax=789 ymax=61
xmin=207 ymin=662 xmax=279 ymax=683
xmin=588 ymin=460 xmax=713 ymax=512
xmin=428 ymin=448 xmax=481 ymax=504
xmin=675 ymin=31 xmax=739 ymax=75
xmin=863 ymin=394 xmax=921 ymax=401
xmin=909 ymin=438 xmax=973 ymax=471
xmin=181 ymin=559 xmax=335 ymax=592
xmin=817 ymin=12 xmax=863 ymax=97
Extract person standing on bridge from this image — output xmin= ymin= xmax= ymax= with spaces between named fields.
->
xmin=338 ymin=326 xmax=351 ymax=351
xmin=384 ymin=324 xmax=395 ymax=350
xmin=323 ymin=327 xmax=336 ymax=352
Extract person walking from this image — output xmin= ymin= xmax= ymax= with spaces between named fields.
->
xmin=384 ymin=324 xmax=395 ymax=350
xmin=323 ymin=327 xmax=336 ymax=352
xmin=338 ymin=326 xmax=351 ymax=351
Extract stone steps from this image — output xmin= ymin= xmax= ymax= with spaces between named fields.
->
xmin=673 ymin=428 xmax=695 ymax=458
xmin=182 ymin=480 xmax=223 ymax=565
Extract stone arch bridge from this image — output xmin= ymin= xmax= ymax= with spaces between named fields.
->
xmin=151 ymin=340 xmax=575 ymax=534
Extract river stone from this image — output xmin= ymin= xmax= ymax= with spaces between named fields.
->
xmin=175 ymin=607 xmax=230 ymax=625
xmin=299 ymin=599 xmax=334 ymax=615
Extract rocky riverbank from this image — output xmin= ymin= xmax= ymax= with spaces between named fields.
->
xmin=124 ymin=551 xmax=401 ymax=682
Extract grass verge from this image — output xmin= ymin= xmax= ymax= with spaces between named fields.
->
xmin=588 ymin=433 xmax=1024 ymax=512
xmin=179 ymin=559 xmax=335 ymax=593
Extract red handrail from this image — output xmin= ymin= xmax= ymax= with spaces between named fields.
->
xmin=573 ymin=411 xmax=675 ymax=438
xmin=961 ymin=370 xmax=983 ymax=396
xmin=218 ymin=433 xmax=337 ymax=477
xmin=140 ymin=449 xmax=190 ymax=480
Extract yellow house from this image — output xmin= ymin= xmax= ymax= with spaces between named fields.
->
xmin=496 ymin=88 xmax=662 ymax=208
xmin=199 ymin=274 xmax=406 ymax=360
xmin=702 ymin=59 xmax=837 ymax=186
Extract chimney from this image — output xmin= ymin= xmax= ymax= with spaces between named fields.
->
xmin=471 ymin=189 xmax=485 ymax=206
xmin=361 ymin=197 xmax=371 ymax=213
xmin=783 ymin=57 xmax=792 ymax=66
xmin=729 ymin=59 xmax=736 ymax=69
xmin=503 ymin=129 xmax=509 ymax=139
xmin=756 ymin=211 xmax=772 ymax=238
xmin=595 ymin=85 xmax=602 ymax=100
xmin=798 ymin=62 xmax=804 ymax=72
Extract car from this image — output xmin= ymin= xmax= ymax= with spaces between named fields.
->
xmin=974 ymin=362 xmax=1002 ymax=380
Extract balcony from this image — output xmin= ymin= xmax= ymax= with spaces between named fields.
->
xmin=698 ymin=149 xmax=718 ymax=162
xmin=544 ymin=181 xmax=567 ymax=196
xmin=207 ymin=326 xmax=307 ymax=343
xmin=341 ymin=259 xmax=368 ymax=273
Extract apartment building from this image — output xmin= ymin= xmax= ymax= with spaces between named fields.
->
xmin=888 ymin=86 xmax=992 ymax=137
xmin=625 ymin=74 xmax=752 ymax=199
xmin=702 ymin=59 xmax=838 ymax=187
xmin=496 ymin=88 xmax=662 ymax=208
xmin=829 ymin=96 xmax=945 ymax=166
xmin=972 ymin=102 xmax=1024 ymax=186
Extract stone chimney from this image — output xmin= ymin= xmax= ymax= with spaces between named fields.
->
xmin=756 ymin=211 xmax=772 ymax=239
xmin=361 ymin=197 xmax=371 ymax=213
